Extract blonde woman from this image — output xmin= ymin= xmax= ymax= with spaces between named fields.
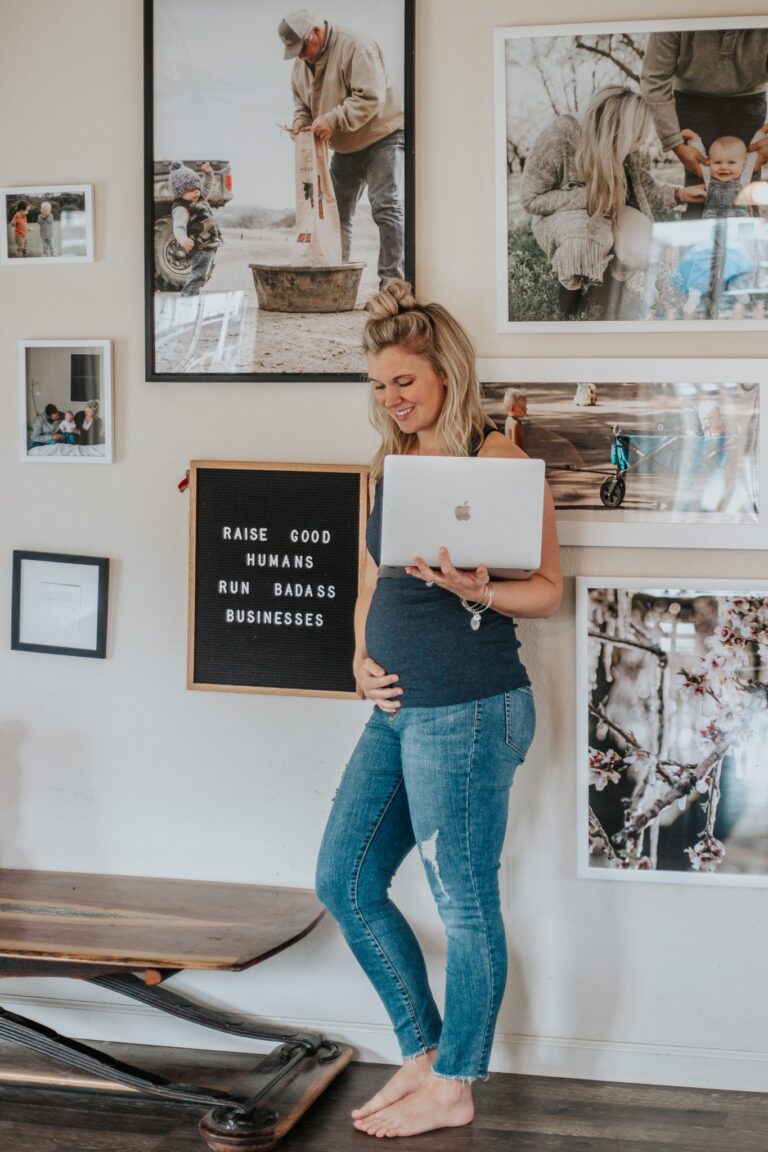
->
xmin=73 ymin=399 xmax=103 ymax=445
xmin=520 ymin=84 xmax=706 ymax=317
xmin=315 ymin=281 xmax=562 ymax=1138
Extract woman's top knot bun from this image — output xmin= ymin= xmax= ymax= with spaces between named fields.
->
xmin=366 ymin=279 xmax=418 ymax=321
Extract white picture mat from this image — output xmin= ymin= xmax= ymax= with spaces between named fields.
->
xmin=477 ymin=358 xmax=768 ymax=549
xmin=19 ymin=559 xmax=101 ymax=649
xmin=494 ymin=16 xmax=768 ymax=333
xmin=1 ymin=184 xmax=94 ymax=264
xmin=19 ymin=339 xmax=114 ymax=464
xmin=576 ymin=576 xmax=768 ymax=887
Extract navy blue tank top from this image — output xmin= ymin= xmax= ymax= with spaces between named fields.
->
xmin=364 ymin=435 xmax=530 ymax=707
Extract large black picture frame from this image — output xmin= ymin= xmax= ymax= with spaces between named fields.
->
xmin=144 ymin=0 xmax=415 ymax=382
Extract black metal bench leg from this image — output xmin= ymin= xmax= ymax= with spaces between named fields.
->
xmin=90 ymin=972 xmax=342 ymax=1060
xmin=0 ymin=1004 xmax=241 ymax=1111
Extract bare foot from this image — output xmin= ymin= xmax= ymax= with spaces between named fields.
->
xmin=354 ymin=1072 xmax=474 ymax=1138
xmin=351 ymin=1050 xmax=437 ymax=1121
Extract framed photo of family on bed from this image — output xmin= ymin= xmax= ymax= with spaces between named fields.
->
xmin=19 ymin=340 xmax=113 ymax=464
xmin=495 ymin=17 xmax=768 ymax=331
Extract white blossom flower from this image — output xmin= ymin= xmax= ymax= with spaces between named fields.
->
xmin=686 ymin=834 xmax=725 ymax=872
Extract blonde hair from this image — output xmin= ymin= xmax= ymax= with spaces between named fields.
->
xmin=85 ymin=398 xmax=100 ymax=415
xmin=576 ymin=85 xmax=654 ymax=221
xmin=363 ymin=280 xmax=486 ymax=481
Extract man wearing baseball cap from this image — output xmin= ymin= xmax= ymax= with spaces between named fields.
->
xmin=278 ymin=10 xmax=405 ymax=285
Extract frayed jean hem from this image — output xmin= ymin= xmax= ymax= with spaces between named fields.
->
xmin=400 ymin=1043 xmax=439 ymax=1062
xmin=432 ymin=1067 xmax=489 ymax=1085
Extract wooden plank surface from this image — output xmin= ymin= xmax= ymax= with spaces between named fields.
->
xmin=0 ymin=1049 xmax=765 ymax=1152
xmin=0 ymin=870 xmax=323 ymax=971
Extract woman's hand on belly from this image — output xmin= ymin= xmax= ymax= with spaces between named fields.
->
xmin=354 ymin=655 xmax=403 ymax=712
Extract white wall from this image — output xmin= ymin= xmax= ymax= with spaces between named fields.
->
xmin=1 ymin=0 xmax=767 ymax=1092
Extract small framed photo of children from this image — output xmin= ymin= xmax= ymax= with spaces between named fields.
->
xmin=19 ymin=340 xmax=114 ymax=464
xmin=11 ymin=551 xmax=109 ymax=659
xmin=495 ymin=17 xmax=768 ymax=330
xmin=478 ymin=358 xmax=768 ymax=549
xmin=578 ymin=577 xmax=768 ymax=886
xmin=145 ymin=0 xmax=415 ymax=382
xmin=1 ymin=185 xmax=94 ymax=264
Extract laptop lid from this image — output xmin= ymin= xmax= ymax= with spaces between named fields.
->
xmin=380 ymin=456 xmax=545 ymax=573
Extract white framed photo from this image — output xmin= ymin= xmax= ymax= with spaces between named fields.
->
xmin=2 ymin=184 xmax=94 ymax=264
xmin=495 ymin=17 xmax=768 ymax=331
xmin=20 ymin=340 xmax=113 ymax=464
xmin=577 ymin=577 xmax=768 ymax=886
xmin=11 ymin=551 xmax=109 ymax=659
xmin=478 ymin=358 xmax=767 ymax=549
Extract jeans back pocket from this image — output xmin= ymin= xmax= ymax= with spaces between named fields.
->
xmin=504 ymin=686 xmax=536 ymax=760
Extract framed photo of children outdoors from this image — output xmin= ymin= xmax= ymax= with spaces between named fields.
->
xmin=495 ymin=17 xmax=768 ymax=331
xmin=478 ymin=359 xmax=768 ymax=549
xmin=144 ymin=0 xmax=415 ymax=382
xmin=19 ymin=340 xmax=114 ymax=464
xmin=1 ymin=185 xmax=94 ymax=264
xmin=577 ymin=577 xmax=768 ymax=886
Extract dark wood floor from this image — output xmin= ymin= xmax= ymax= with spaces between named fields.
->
xmin=0 ymin=1057 xmax=766 ymax=1152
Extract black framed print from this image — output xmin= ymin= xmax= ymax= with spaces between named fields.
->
xmin=145 ymin=0 xmax=415 ymax=382
xmin=11 ymin=551 xmax=109 ymax=659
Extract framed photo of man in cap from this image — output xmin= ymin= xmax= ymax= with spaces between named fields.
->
xmin=145 ymin=0 xmax=414 ymax=382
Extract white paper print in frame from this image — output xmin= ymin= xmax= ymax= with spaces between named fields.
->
xmin=577 ymin=577 xmax=768 ymax=887
xmin=478 ymin=359 xmax=767 ymax=550
xmin=20 ymin=340 xmax=114 ymax=464
xmin=1 ymin=184 xmax=94 ymax=264
xmin=495 ymin=17 xmax=768 ymax=332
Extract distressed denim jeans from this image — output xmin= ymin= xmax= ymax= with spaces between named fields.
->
xmin=330 ymin=129 xmax=405 ymax=283
xmin=315 ymin=687 xmax=536 ymax=1081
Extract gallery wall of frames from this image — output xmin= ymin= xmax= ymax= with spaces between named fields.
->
xmin=5 ymin=5 xmax=768 ymax=886
xmin=4 ymin=0 xmax=768 ymax=1084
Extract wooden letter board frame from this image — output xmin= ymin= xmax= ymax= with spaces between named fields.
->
xmin=188 ymin=461 xmax=367 ymax=698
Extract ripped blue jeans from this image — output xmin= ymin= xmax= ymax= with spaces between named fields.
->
xmin=315 ymin=688 xmax=535 ymax=1081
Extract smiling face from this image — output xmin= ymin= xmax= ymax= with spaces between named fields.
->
xmin=369 ymin=344 xmax=447 ymax=441
xmin=708 ymin=138 xmax=748 ymax=182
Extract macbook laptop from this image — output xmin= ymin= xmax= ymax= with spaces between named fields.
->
xmin=380 ymin=455 xmax=545 ymax=577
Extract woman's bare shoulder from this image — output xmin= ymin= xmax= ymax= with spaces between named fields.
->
xmin=479 ymin=430 xmax=528 ymax=460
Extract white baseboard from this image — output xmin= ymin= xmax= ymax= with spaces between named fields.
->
xmin=2 ymin=991 xmax=766 ymax=1093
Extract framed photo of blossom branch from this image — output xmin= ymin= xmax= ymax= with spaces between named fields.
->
xmin=495 ymin=17 xmax=768 ymax=331
xmin=478 ymin=359 xmax=767 ymax=549
xmin=577 ymin=577 xmax=768 ymax=886
xmin=145 ymin=0 xmax=414 ymax=382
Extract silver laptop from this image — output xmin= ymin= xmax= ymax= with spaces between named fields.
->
xmin=380 ymin=455 xmax=545 ymax=576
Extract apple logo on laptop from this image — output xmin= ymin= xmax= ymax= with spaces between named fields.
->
xmin=455 ymin=501 xmax=471 ymax=522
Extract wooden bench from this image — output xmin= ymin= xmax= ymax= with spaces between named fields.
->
xmin=0 ymin=869 xmax=353 ymax=1151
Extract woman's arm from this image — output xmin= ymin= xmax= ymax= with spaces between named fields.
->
xmin=406 ymin=433 xmax=563 ymax=620
xmin=628 ymin=152 xmax=705 ymax=212
xmin=353 ymin=549 xmax=403 ymax=712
